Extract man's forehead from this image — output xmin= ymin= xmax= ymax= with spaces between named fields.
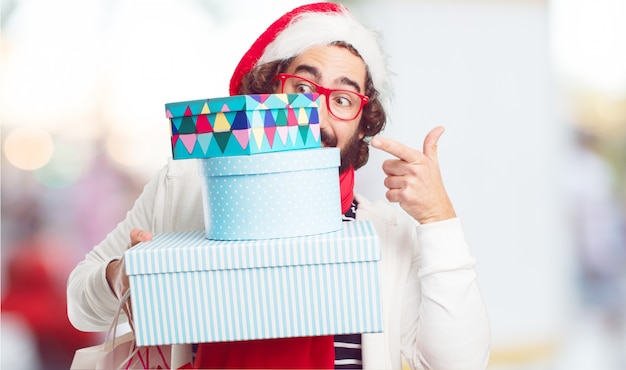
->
xmin=288 ymin=46 xmax=367 ymax=84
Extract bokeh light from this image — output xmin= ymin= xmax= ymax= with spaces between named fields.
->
xmin=32 ymin=142 xmax=86 ymax=188
xmin=3 ymin=127 xmax=55 ymax=170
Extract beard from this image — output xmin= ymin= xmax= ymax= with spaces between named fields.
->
xmin=321 ymin=128 xmax=361 ymax=174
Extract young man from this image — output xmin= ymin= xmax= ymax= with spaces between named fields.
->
xmin=67 ymin=3 xmax=490 ymax=369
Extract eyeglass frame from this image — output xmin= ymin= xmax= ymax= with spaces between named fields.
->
xmin=274 ymin=73 xmax=370 ymax=121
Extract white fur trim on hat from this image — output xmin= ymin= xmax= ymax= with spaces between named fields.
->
xmin=258 ymin=9 xmax=393 ymax=111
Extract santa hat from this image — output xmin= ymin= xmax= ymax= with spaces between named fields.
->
xmin=229 ymin=2 xmax=392 ymax=110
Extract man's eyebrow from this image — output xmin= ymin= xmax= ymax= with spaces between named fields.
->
xmin=293 ymin=64 xmax=363 ymax=93
xmin=294 ymin=64 xmax=321 ymax=79
xmin=337 ymin=76 xmax=362 ymax=94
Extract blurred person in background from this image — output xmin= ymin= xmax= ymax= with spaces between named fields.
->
xmin=2 ymin=232 xmax=99 ymax=370
xmin=66 ymin=2 xmax=491 ymax=369
xmin=566 ymin=128 xmax=626 ymax=365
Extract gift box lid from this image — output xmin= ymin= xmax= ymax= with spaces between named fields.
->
xmin=125 ymin=220 xmax=379 ymax=276
xmin=165 ymin=93 xmax=320 ymax=119
xmin=198 ymin=147 xmax=339 ymax=177
xmin=165 ymin=93 xmax=322 ymax=159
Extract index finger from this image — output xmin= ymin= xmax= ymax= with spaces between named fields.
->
xmin=371 ymin=137 xmax=420 ymax=163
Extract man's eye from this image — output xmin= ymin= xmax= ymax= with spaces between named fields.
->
xmin=333 ymin=96 xmax=352 ymax=108
xmin=295 ymin=84 xmax=314 ymax=94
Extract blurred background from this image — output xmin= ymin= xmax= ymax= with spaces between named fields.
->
xmin=1 ymin=0 xmax=624 ymax=369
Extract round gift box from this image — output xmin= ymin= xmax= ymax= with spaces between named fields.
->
xmin=197 ymin=147 xmax=342 ymax=240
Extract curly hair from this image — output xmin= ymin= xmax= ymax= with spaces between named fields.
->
xmin=236 ymin=43 xmax=386 ymax=171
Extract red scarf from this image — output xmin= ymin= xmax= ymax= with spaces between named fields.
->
xmin=193 ymin=336 xmax=334 ymax=369
xmin=192 ymin=167 xmax=355 ymax=369
xmin=339 ymin=165 xmax=355 ymax=214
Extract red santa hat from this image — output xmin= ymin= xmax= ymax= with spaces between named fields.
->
xmin=229 ymin=2 xmax=392 ymax=109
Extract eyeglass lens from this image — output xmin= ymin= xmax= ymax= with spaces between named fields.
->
xmin=281 ymin=76 xmax=363 ymax=120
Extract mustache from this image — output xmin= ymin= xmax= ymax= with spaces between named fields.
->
xmin=320 ymin=129 xmax=337 ymax=147
xmin=320 ymin=127 xmax=361 ymax=174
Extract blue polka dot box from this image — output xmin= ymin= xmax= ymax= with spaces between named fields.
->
xmin=197 ymin=147 xmax=342 ymax=241
xmin=165 ymin=94 xmax=322 ymax=159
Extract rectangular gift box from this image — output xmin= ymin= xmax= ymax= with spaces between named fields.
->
xmin=165 ymin=93 xmax=321 ymax=159
xmin=197 ymin=147 xmax=342 ymax=241
xmin=124 ymin=221 xmax=383 ymax=346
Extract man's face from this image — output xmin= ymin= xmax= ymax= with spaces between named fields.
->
xmin=279 ymin=45 xmax=367 ymax=172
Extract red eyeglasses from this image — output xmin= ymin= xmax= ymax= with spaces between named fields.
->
xmin=275 ymin=73 xmax=369 ymax=121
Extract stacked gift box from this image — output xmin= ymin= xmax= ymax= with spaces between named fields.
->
xmin=125 ymin=93 xmax=383 ymax=346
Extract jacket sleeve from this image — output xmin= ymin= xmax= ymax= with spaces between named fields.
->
xmin=66 ymin=165 xmax=167 ymax=332
xmin=403 ymin=218 xmax=491 ymax=370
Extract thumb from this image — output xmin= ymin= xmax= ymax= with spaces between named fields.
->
xmin=423 ymin=126 xmax=445 ymax=159
xmin=130 ymin=229 xmax=153 ymax=247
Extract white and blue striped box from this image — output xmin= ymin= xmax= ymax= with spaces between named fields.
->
xmin=124 ymin=221 xmax=382 ymax=346
xmin=197 ymin=147 xmax=342 ymax=241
